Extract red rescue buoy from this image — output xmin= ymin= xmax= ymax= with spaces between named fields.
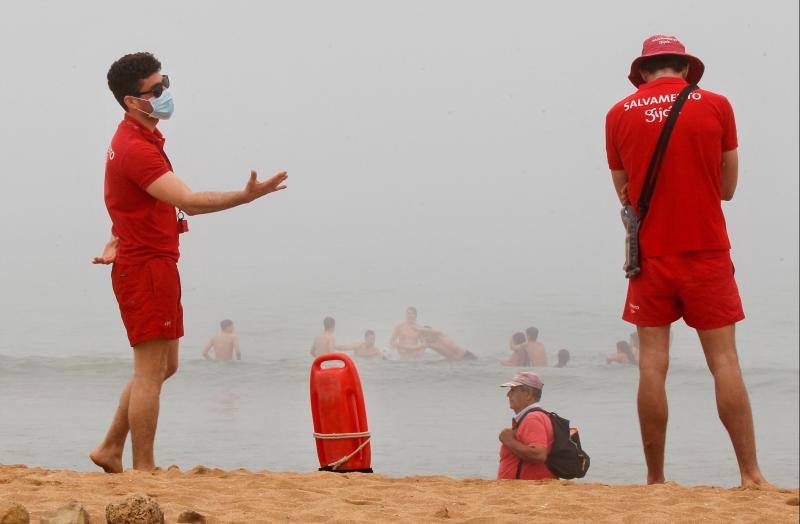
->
xmin=310 ymin=352 xmax=372 ymax=473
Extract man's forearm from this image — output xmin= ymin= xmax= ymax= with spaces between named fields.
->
xmin=504 ymin=437 xmax=547 ymax=464
xmin=182 ymin=190 xmax=248 ymax=216
xmin=147 ymin=170 xmax=287 ymax=217
xmin=611 ymin=169 xmax=629 ymax=205
xmin=720 ymin=149 xmax=738 ymax=201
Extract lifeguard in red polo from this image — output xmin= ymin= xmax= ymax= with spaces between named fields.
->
xmin=605 ymin=35 xmax=768 ymax=487
xmin=90 ymin=52 xmax=288 ymax=472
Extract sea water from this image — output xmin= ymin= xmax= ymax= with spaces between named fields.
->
xmin=1 ymin=271 xmax=797 ymax=488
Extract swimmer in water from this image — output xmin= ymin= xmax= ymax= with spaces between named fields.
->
xmin=339 ymin=330 xmax=384 ymax=359
xmin=309 ymin=316 xmax=348 ymax=357
xmin=607 ymin=340 xmax=638 ymax=365
xmin=501 ymin=332 xmax=529 ymax=366
xmin=415 ymin=325 xmax=477 ymax=361
xmin=388 ymin=307 xmax=426 ymax=360
xmin=524 ymin=327 xmax=548 ymax=367
xmin=202 ymin=319 xmax=241 ymax=361
xmin=555 ymin=348 xmax=570 ymax=368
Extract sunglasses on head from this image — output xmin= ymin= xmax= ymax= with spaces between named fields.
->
xmin=136 ymin=75 xmax=170 ymax=98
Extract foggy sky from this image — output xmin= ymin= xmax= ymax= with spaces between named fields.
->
xmin=0 ymin=1 xmax=797 ymax=359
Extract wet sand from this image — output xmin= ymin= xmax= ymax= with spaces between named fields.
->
xmin=1 ymin=464 xmax=797 ymax=523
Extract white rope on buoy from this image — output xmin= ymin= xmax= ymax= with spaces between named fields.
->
xmin=313 ymin=431 xmax=372 ymax=470
xmin=313 ymin=431 xmax=370 ymax=439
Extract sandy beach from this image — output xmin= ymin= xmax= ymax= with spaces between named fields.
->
xmin=1 ymin=464 xmax=797 ymax=523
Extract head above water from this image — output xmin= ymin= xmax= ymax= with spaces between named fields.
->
xmin=525 ymin=327 xmax=539 ymax=341
xmin=364 ymin=330 xmax=376 ymax=345
xmin=220 ymin=319 xmax=234 ymax=333
xmin=405 ymin=307 xmax=418 ymax=323
xmin=617 ymin=341 xmax=637 ymax=364
xmin=512 ymin=332 xmax=526 ymax=345
xmin=557 ymin=349 xmax=570 ymax=367
xmin=107 ymin=52 xmax=171 ymax=120
xmin=323 ymin=317 xmax=335 ymax=332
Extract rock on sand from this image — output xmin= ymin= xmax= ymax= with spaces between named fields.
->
xmin=176 ymin=509 xmax=207 ymax=523
xmin=40 ymin=502 xmax=90 ymax=524
xmin=106 ymin=493 xmax=164 ymax=524
xmin=0 ymin=502 xmax=29 ymax=524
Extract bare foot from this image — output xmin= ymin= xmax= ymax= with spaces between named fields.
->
xmin=740 ymin=470 xmax=774 ymax=490
xmin=740 ymin=479 xmax=777 ymax=490
xmin=90 ymin=447 xmax=123 ymax=473
xmin=646 ymin=476 xmax=666 ymax=485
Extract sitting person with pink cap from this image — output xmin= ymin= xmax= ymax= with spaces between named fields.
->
xmin=497 ymin=371 xmax=556 ymax=480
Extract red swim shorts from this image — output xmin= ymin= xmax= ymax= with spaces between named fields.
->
xmin=623 ymin=250 xmax=745 ymax=330
xmin=111 ymin=257 xmax=184 ymax=347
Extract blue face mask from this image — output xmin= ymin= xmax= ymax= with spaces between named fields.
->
xmin=135 ymin=90 xmax=174 ymax=120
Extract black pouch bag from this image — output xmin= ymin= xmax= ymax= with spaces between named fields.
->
xmin=622 ymin=84 xmax=699 ymax=278
xmin=514 ymin=408 xmax=590 ymax=480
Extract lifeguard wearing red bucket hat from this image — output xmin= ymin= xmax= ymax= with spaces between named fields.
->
xmin=628 ymin=34 xmax=705 ymax=87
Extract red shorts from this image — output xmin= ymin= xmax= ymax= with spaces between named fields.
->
xmin=111 ymin=257 xmax=184 ymax=347
xmin=623 ymin=250 xmax=744 ymax=330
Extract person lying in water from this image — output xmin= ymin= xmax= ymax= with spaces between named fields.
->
xmin=337 ymin=330 xmax=384 ymax=359
xmin=502 ymin=332 xmax=530 ymax=366
xmin=415 ymin=325 xmax=477 ymax=361
xmin=202 ymin=319 xmax=241 ymax=361
xmin=607 ymin=340 xmax=638 ymax=365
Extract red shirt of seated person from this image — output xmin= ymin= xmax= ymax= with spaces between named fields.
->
xmin=497 ymin=372 xmax=556 ymax=480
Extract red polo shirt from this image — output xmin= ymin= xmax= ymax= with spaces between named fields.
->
xmin=497 ymin=409 xmax=556 ymax=480
xmin=605 ymin=78 xmax=737 ymax=257
xmin=105 ymin=114 xmax=179 ymax=265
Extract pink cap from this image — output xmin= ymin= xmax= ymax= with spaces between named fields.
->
xmin=500 ymin=371 xmax=543 ymax=389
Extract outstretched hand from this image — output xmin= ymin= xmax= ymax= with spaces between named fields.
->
xmin=243 ymin=170 xmax=288 ymax=203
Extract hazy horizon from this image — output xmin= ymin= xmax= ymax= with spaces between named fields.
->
xmin=0 ymin=1 xmax=797 ymax=365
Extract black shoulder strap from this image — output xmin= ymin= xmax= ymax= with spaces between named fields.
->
xmin=515 ymin=407 xmax=546 ymax=427
xmin=514 ymin=407 xmax=548 ymax=479
xmin=636 ymin=84 xmax=699 ymax=221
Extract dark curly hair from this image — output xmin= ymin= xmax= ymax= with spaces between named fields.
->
xmin=107 ymin=52 xmax=162 ymax=111
xmin=639 ymin=54 xmax=689 ymax=75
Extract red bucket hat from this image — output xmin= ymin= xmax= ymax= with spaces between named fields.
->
xmin=628 ymin=34 xmax=704 ymax=87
